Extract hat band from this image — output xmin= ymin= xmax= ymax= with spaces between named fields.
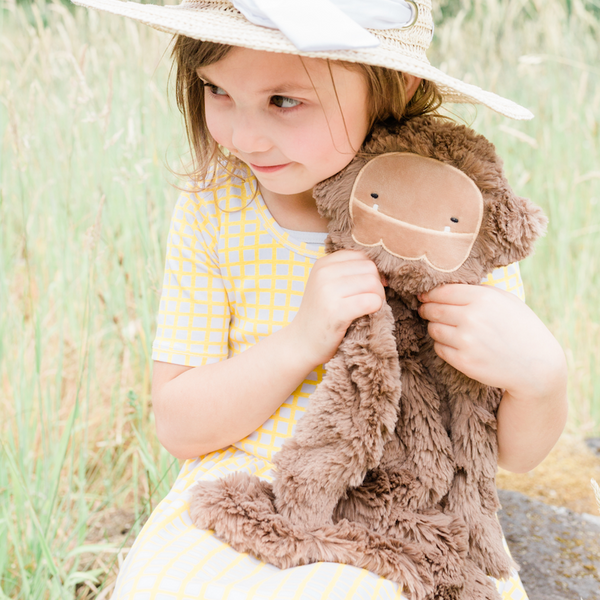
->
xmin=231 ymin=0 xmax=418 ymax=52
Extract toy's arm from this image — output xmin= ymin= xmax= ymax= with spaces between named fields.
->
xmin=273 ymin=302 xmax=401 ymax=529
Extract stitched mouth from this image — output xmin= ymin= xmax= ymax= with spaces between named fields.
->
xmin=355 ymin=199 xmax=473 ymax=239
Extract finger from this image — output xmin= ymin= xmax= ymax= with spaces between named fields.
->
xmin=325 ymin=258 xmax=387 ymax=288
xmin=427 ymin=322 xmax=459 ymax=349
xmin=418 ymin=283 xmax=476 ymax=305
xmin=339 ymin=292 xmax=385 ymax=320
xmin=432 ymin=341 xmax=461 ymax=369
xmin=325 ymin=273 xmax=385 ymax=301
xmin=321 ymin=249 xmax=370 ymax=264
xmin=316 ymin=259 xmax=380 ymax=282
xmin=418 ymin=301 xmax=463 ymax=326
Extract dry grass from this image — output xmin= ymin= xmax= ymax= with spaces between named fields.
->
xmin=497 ymin=436 xmax=600 ymax=515
xmin=1 ymin=1 xmax=182 ymax=596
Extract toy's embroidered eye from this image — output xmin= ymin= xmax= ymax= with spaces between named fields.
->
xmin=450 ymin=217 xmax=459 ymax=223
xmin=371 ymin=193 xmax=379 ymax=199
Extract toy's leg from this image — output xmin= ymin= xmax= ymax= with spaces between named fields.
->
xmin=385 ymin=294 xmax=456 ymax=509
xmin=445 ymin=470 xmax=514 ymax=580
xmin=334 ymin=469 xmax=468 ymax=596
xmin=388 ymin=508 xmax=467 ymax=589
xmin=456 ymin=558 xmax=502 ymax=600
xmin=273 ymin=302 xmax=402 ymax=529
xmin=391 ymin=359 xmax=456 ymax=509
xmin=190 ymin=471 xmax=434 ymax=600
xmin=443 ymin=379 xmax=515 ymax=581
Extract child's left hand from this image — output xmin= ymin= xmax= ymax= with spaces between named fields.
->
xmin=418 ymin=283 xmax=568 ymax=472
xmin=417 ymin=284 xmax=562 ymax=399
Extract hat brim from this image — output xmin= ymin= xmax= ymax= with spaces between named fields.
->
xmin=71 ymin=0 xmax=533 ymax=120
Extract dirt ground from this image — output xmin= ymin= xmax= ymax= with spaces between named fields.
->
xmin=495 ymin=434 xmax=600 ymax=599
xmin=496 ymin=434 xmax=600 ymax=516
xmin=498 ymin=489 xmax=600 ymax=600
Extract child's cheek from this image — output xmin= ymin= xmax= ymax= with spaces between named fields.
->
xmin=204 ymin=110 xmax=231 ymax=150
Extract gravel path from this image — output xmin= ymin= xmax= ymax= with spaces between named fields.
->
xmin=498 ymin=489 xmax=600 ymax=600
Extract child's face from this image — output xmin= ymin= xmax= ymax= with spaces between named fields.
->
xmin=197 ymin=47 xmax=370 ymax=201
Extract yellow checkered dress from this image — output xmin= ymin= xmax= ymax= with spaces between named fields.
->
xmin=112 ymin=165 xmax=529 ymax=599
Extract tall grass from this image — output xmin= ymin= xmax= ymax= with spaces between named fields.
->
xmin=0 ymin=0 xmax=598 ymax=597
xmin=1 ymin=1 xmax=183 ymax=597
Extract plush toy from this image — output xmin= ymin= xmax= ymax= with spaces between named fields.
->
xmin=190 ymin=115 xmax=547 ymax=600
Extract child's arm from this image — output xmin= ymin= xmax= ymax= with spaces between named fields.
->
xmin=153 ymin=250 xmax=385 ymax=459
xmin=418 ymin=284 xmax=568 ymax=473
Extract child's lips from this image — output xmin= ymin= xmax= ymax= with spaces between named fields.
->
xmin=250 ymin=162 xmax=291 ymax=173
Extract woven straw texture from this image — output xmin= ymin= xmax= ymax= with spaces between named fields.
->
xmin=70 ymin=0 xmax=533 ymax=120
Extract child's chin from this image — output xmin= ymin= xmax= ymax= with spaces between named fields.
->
xmin=256 ymin=176 xmax=316 ymax=199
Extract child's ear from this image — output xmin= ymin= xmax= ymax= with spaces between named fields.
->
xmin=485 ymin=191 xmax=548 ymax=266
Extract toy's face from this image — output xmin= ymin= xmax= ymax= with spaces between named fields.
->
xmin=349 ymin=153 xmax=484 ymax=272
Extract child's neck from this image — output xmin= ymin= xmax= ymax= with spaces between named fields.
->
xmin=259 ymin=185 xmax=330 ymax=233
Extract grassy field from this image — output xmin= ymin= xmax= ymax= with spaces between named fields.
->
xmin=0 ymin=0 xmax=599 ymax=597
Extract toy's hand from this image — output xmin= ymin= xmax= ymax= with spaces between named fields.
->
xmin=417 ymin=284 xmax=564 ymax=399
xmin=289 ymin=250 xmax=386 ymax=368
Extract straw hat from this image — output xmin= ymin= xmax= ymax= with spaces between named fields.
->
xmin=71 ymin=0 xmax=533 ymax=120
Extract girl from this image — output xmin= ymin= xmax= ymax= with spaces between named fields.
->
xmin=72 ymin=0 xmax=568 ymax=598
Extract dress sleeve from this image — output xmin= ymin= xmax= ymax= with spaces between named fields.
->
xmin=152 ymin=189 xmax=230 ymax=367
xmin=480 ymin=262 xmax=525 ymax=301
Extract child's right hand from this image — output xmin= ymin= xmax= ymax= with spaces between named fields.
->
xmin=289 ymin=250 xmax=386 ymax=368
xmin=153 ymin=250 xmax=385 ymax=459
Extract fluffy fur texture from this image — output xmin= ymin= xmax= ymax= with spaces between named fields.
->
xmin=190 ymin=116 xmax=547 ymax=600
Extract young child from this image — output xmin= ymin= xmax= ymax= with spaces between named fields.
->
xmin=73 ymin=0 xmax=568 ymax=598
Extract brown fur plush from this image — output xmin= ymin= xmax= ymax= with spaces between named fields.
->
xmin=190 ymin=116 xmax=547 ymax=600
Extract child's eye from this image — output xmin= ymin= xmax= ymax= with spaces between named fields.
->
xmin=271 ymin=95 xmax=301 ymax=109
xmin=203 ymin=83 xmax=228 ymax=97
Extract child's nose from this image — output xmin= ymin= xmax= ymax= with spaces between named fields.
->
xmin=231 ymin=112 xmax=271 ymax=154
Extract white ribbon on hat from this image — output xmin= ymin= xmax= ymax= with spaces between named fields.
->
xmin=232 ymin=0 xmax=417 ymax=52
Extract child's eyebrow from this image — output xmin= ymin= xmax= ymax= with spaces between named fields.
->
xmin=196 ymin=71 xmax=313 ymax=96
xmin=196 ymin=71 xmax=216 ymax=85
xmin=257 ymin=83 xmax=315 ymax=96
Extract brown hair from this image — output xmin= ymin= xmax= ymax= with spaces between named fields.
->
xmin=172 ymin=36 xmax=443 ymax=185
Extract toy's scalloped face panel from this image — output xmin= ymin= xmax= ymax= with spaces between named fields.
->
xmin=350 ymin=153 xmax=484 ymax=273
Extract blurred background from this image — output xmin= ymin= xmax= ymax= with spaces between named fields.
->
xmin=0 ymin=0 xmax=599 ymax=597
